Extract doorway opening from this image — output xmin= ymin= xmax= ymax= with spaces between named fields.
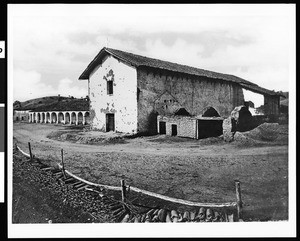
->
xmin=197 ymin=119 xmax=223 ymax=139
xmin=171 ymin=124 xmax=177 ymax=136
xmin=106 ymin=113 xmax=115 ymax=132
xmin=159 ymin=121 xmax=166 ymax=134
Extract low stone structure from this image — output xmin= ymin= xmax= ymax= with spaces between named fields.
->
xmin=28 ymin=111 xmax=90 ymax=125
xmin=13 ymin=110 xmax=31 ymax=122
xmin=157 ymin=115 xmax=197 ymax=138
xmin=157 ymin=115 xmax=224 ymax=139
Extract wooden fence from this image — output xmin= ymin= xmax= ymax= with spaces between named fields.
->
xmin=16 ymin=142 xmax=243 ymax=221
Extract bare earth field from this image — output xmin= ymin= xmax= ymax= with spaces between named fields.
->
xmin=13 ymin=122 xmax=289 ymax=221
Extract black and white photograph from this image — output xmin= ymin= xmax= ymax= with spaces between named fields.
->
xmin=7 ymin=3 xmax=296 ymax=238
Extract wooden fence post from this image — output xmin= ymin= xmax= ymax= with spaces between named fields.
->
xmin=235 ymin=180 xmax=242 ymax=221
xmin=61 ymin=149 xmax=66 ymax=179
xmin=121 ymin=179 xmax=126 ymax=202
xmin=28 ymin=142 xmax=33 ymax=161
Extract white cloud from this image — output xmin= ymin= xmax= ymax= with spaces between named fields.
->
xmin=9 ymin=4 xmax=295 ymax=102
xmin=13 ymin=69 xmax=87 ymax=102
xmin=243 ymin=89 xmax=264 ymax=108
xmin=57 ymin=78 xmax=87 ymax=98
xmin=13 ymin=69 xmax=52 ymax=101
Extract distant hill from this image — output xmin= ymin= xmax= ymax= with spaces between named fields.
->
xmin=14 ymin=96 xmax=89 ymax=112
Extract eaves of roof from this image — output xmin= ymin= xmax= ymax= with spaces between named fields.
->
xmin=79 ymin=47 xmax=283 ymax=97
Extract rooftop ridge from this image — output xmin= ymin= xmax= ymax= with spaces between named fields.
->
xmin=79 ymin=47 xmax=282 ymax=96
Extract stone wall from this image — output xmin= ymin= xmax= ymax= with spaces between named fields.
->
xmin=223 ymin=105 xmax=255 ymax=142
xmin=157 ymin=115 xmax=197 ymax=139
xmin=264 ymin=95 xmax=280 ymax=115
xmin=13 ymin=110 xmax=30 ymax=122
xmin=137 ymin=67 xmax=244 ymax=134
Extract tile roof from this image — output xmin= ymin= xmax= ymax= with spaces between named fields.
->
xmin=79 ymin=47 xmax=282 ymax=96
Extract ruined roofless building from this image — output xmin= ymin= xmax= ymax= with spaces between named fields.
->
xmin=79 ymin=47 xmax=282 ymax=135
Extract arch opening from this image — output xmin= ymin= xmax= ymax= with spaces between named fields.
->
xmin=46 ymin=113 xmax=50 ymax=123
xmin=65 ymin=112 xmax=70 ymax=124
xmin=202 ymin=107 xmax=220 ymax=117
xmin=51 ymin=112 xmax=57 ymax=123
xmin=58 ymin=112 xmax=64 ymax=124
xmin=41 ymin=113 xmax=45 ymax=122
xmin=71 ymin=112 xmax=76 ymax=124
xmin=78 ymin=112 xmax=83 ymax=125
xmin=84 ymin=112 xmax=90 ymax=125
xmin=36 ymin=113 xmax=41 ymax=122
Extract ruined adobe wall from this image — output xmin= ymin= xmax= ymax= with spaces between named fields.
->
xmin=157 ymin=115 xmax=197 ymax=139
xmin=13 ymin=110 xmax=30 ymax=122
xmin=89 ymin=55 xmax=138 ymax=133
xmin=137 ymin=68 xmax=244 ymax=134
xmin=264 ymin=95 xmax=280 ymax=115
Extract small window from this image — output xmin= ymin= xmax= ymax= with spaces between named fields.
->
xmin=107 ymin=81 xmax=113 ymax=95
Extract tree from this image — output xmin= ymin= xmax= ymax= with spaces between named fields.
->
xmin=13 ymin=100 xmax=21 ymax=109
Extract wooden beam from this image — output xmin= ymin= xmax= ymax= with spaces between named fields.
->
xmin=28 ymin=142 xmax=33 ymax=161
xmin=121 ymin=179 xmax=126 ymax=202
xmin=235 ymin=180 xmax=243 ymax=220
xmin=61 ymin=149 xmax=66 ymax=179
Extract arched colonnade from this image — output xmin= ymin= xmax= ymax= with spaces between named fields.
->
xmin=29 ymin=111 xmax=90 ymax=125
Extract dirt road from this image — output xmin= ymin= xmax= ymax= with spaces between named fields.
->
xmin=13 ymin=122 xmax=287 ymax=157
xmin=13 ymin=122 xmax=289 ymax=221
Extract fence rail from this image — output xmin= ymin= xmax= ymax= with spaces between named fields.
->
xmin=16 ymin=143 xmax=242 ymax=217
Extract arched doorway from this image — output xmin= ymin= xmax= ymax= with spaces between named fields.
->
xmin=36 ymin=113 xmax=41 ymax=123
xmin=84 ymin=112 xmax=90 ymax=125
xmin=58 ymin=112 xmax=64 ymax=124
xmin=77 ymin=112 xmax=83 ymax=125
xmin=51 ymin=112 xmax=57 ymax=123
xmin=41 ymin=113 xmax=45 ymax=123
xmin=33 ymin=113 xmax=37 ymax=123
xmin=46 ymin=112 xmax=50 ymax=123
xmin=65 ymin=112 xmax=70 ymax=124
xmin=71 ymin=112 xmax=76 ymax=124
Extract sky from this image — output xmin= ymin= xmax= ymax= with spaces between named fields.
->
xmin=9 ymin=4 xmax=295 ymax=107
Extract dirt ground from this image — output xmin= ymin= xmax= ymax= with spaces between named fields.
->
xmin=12 ymin=150 xmax=114 ymax=223
xmin=13 ymin=122 xmax=289 ymax=221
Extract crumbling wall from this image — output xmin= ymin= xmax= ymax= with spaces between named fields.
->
xmin=231 ymin=106 xmax=254 ymax=132
xmin=14 ymin=110 xmax=30 ymax=122
xmin=89 ymin=55 xmax=138 ymax=133
xmin=264 ymin=95 xmax=280 ymax=116
xmin=222 ymin=117 xmax=235 ymax=142
xmin=223 ymin=105 xmax=255 ymax=142
xmin=137 ymin=67 xmax=244 ymax=134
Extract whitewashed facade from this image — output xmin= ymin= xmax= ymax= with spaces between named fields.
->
xmin=88 ymin=55 xmax=138 ymax=133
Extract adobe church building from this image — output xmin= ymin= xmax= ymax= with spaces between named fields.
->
xmin=79 ymin=47 xmax=282 ymax=136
